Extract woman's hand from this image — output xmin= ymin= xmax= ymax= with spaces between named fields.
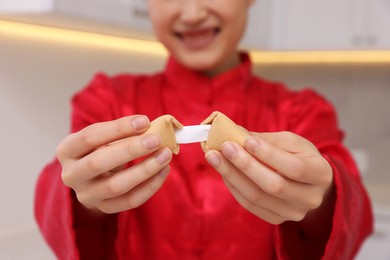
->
xmin=205 ymin=131 xmax=334 ymax=225
xmin=56 ymin=115 xmax=172 ymax=214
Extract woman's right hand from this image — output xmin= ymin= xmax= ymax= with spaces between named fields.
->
xmin=56 ymin=115 xmax=172 ymax=214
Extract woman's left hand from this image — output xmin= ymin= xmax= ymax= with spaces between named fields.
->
xmin=205 ymin=131 xmax=334 ymax=225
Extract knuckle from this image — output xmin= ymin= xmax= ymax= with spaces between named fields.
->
xmin=246 ymin=191 xmax=263 ymax=205
xmin=98 ymin=207 xmax=110 ymax=214
xmin=125 ymin=197 xmax=142 ymax=210
xmin=102 ymin=208 xmax=115 ymax=214
xmin=289 ymin=158 xmax=306 ymax=180
xmin=146 ymin=174 xmax=165 ymax=195
xmin=75 ymin=192 xmax=90 ymax=207
xmin=147 ymin=181 xmax=161 ymax=195
xmin=284 ymin=131 xmax=300 ymax=143
xmin=124 ymin=139 xmax=138 ymax=159
xmin=239 ymin=199 xmax=254 ymax=212
xmin=98 ymin=203 xmax=115 ymax=214
xmin=320 ymin=159 xmax=333 ymax=184
xmin=105 ymin=177 xmax=125 ymax=197
xmin=280 ymin=131 xmax=294 ymax=140
xmin=269 ymin=217 xmax=285 ymax=225
xmin=219 ymin=169 xmax=230 ymax=178
xmin=259 ymin=146 xmax=274 ymax=162
xmin=79 ymin=125 xmax=99 ymax=148
xmin=238 ymin=155 xmax=252 ymax=172
xmin=56 ymin=134 xmax=75 ymax=161
xmin=307 ymin=195 xmax=323 ymax=210
xmin=260 ymin=211 xmax=286 ymax=225
xmin=323 ymin=171 xmax=333 ymax=186
xmin=85 ymin=156 xmax=104 ymax=173
xmin=115 ymin=118 xmax=131 ymax=136
xmin=56 ymin=144 xmax=66 ymax=162
xmin=265 ymin=177 xmax=285 ymax=196
xmin=61 ymin=169 xmax=74 ymax=187
xmin=73 ymin=187 xmax=97 ymax=210
xmin=61 ymin=174 xmax=71 ymax=187
xmin=288 ymin=209 xmax=306 ymax=222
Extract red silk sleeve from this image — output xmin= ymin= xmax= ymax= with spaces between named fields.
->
xmin=35 ymin=160 xmax=78 ymax=259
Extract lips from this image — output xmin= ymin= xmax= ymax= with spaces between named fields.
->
xmin=175 ymin=27 xmax=220 ymax=50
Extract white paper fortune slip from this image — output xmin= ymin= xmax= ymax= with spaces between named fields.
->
xmin=175 ymin=125 xmax=211 ymax=144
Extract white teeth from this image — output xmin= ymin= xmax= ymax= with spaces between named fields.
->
xmin=184 ymin=31 xmax=213 ymax=41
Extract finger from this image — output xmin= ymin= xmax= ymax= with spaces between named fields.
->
xmin=65 ymin=133 xmax=163 ymax=185
xmin=225 ymin=172 xmax=316 ymax=222
xmin=224 ymin=181 xmax=286 ymax=224
xmin=250 ymin=131 xmax=316 ymax=154
xmin=244 ymin=137 xmax=328 ymax=184
xmin=207 ymin=149 xmax=296 ymax=215
xmin=97 ymin=166 xmax=171 ymax=213
xmin=57 ymin=115 xmax=150 ymax=161
xmin=215 ymin=141 xmax=287 ymax=193
xmin=77 ymin=148 xmax=172 ymax=205
xmin=214 ymin=142 xmax=324 ymax=207
xmin=206 ymin=146 xmax=311 ymax=222
xmin=206 ymin=148 xmax=283 ymax=201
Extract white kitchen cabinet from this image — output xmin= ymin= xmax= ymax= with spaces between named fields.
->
xmin=0 ymin=0 xmax=52 ymax=13
xmin=278 ymin=0 xmax=357 ymax=50
xmin=367 ymin=0 xmax=390 ymax=49
xmin=0 ymin=0 xmax=155 ymax=40
xmin=240 ymin=0 xmax=280 ymax=50
xmin=1 ymin=0 xmax=389 ymax=50
xmin=244 ymin=0 xmax=390 ymax=50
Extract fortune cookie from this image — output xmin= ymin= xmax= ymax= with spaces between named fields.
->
xmin=144 ymin=115 xmax=183 ymax=154
xmin=201 ymin=111 xmax=249 ymax=152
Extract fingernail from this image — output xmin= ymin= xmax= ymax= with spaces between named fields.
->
xmin=205 ymin=151 xmax=221 ymax=168
xmin=245 ymin=138 xmax=261 ymax=153
xmin=132 ymin=116 xmax=149 ymax=131
xmin=221 ymin=142 xmax=238 ymax=160
xmin=155 ymin=148 xmax=172 ymax=164
xmin=142 ymin=134 xmax=161 ymax=149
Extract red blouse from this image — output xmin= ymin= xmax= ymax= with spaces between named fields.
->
xmin=35 ymin=53 xmax=373 ymax=259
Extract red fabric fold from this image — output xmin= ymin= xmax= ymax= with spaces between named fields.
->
xmin=35 ymin=160 xmax=78 ymax=259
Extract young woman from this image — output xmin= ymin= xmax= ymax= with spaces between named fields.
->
xmin=35 ymin=0 xmax=372 ymax=259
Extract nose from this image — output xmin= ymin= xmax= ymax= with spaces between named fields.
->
xmin=179 ymin=0 xmax=207 ymax=25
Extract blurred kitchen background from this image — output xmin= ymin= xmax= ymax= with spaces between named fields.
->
xmin=0 ymin=0 xmax=389 ymax=259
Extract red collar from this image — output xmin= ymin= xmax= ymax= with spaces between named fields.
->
xmin=164 ymin=52 xmax=253 ymax=94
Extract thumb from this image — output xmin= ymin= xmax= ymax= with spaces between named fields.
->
xmin=250 ymin=131 xmax=316 ymax=154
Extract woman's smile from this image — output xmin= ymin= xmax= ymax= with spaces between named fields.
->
xmin=175 ymin=27 xmax=221 ymax=50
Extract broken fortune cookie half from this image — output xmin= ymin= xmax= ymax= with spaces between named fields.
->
xmin=144 ymin=115 xmax=183 ymax=154
xmin=143 ymin=112 xmax=249 ymax=154
xmin=201 ymin=111 xmax=249 ymax=152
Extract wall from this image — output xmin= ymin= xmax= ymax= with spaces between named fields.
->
xmin=1 ymin=29 xmax=389 ymax=258
xmin=0 ymin=31 xmax=165 ymax=258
